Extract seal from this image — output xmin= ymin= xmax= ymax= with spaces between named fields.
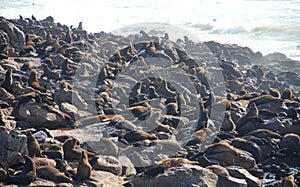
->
xmin=144 ymin=158 xmax=198 ymax=177
xmin=26 ymin=131 xmax=42 ymax=157
xmin=28 ymin=70 xmax=47 ymax=92
xmin=37 ymin=165 xmax=72 ymax=183
xmin=221 ymin=111 xmax=236 ymax=132
xmin=282 ymin=88 xmax=293 ymax=100
xmin=6 ymin=154 xmax=36 ymax=185
xmin=62 ymin=137 xmax=82 ymax=160
xmin=123 ymin=130 xmax=157 ymax=144
xmin=236 ymin=102 xmax=258 ymax=129
xmin=1 ymin=69 xmax=12 ymax=92
xmin=41 ymin=63 xmax=60 ymax=80
xmin=195 ymin=109 xmax=209 ymax=131
xmin=165 ymin=102 xmax=180 ymax=116
xmin=74 ymin=151 xmax=92 ymax=181
xmin=230 ymin=137 xmax=262 ymax=162
xmin=186 ymin=128 xmax=214 ymax=146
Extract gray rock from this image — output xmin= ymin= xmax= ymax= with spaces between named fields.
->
xmin=131 ymin=164 xmax=218 ymax=187
xmin=93 ymin=155 xmax=123 ymax=176
xmin=0 ymin=17 xmax=25 ymax=49
xmin=118 ymin=156 xmax=136 ymax=176
xmin=226 ymin=166 xmax=262 ymax=187
xmin=0 ymin=126 xmax=27 ymax=167
xmin=60 ymin=102 xmax=78 ymax=117
xmin=17 ymin=101 xmax=72 ymax=129
xmin=82 ymin=170 xmax=124 ymax=187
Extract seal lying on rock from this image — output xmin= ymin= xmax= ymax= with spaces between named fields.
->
xmin=6 ymin=154 xmax=36 ymax=185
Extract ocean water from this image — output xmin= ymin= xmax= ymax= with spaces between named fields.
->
xmin=1 ymin=0 xmax=300 ymax=60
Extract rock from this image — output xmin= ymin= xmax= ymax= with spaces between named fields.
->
xmin=206 ymin=148 xmax=257 ymax=170
xmin=80 ymin=170 xmax=124 ymax=187
xmin=0 ymin=126 xmax=27 ymax=167
xmin=226 ymin=166 xmax=262 ymax=187
xmin=59 ymin=102 xmax=78 ymax=118
xmin=0 ymin=17 xmax=25 ymax=49
xmin=93 ymin=155 xmax=123 ymax=176
xmin=17 ymin=101 xmax=72 ymax=129
xmin=131 ymin=164 xmax=218 ymax=187
xmin=118 ymin=156 xmax=136 ymax=176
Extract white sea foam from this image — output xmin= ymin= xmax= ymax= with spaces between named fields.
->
xmin=0 ymin=0 xmax=299 ymax=60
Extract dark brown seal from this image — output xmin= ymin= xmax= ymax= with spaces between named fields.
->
xmin=26 ymin=131 xmax=42 ymax=157
xmin=74 ymin=151 xmax=92 ymax=181
xmin=6 ymin=154 xmax=36 ymax=185
xmin=28 ymin=70 xmax=47 ymax=92
xmin=37 ymin=165 xmax=72 ymax=183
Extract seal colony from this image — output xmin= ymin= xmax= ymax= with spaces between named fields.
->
xmin=0 ymin=15 xmax=300 ymax=186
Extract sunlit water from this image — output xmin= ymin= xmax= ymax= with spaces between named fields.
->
xmin=1 ymin=0 xmax=300 ymax=60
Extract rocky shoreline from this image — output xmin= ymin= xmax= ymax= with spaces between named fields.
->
xmin=0 ymin=15 xmax=300 ymax=186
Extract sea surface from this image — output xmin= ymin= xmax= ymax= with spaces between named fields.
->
xmin=1 ymin=0 xmax=300 ymax=60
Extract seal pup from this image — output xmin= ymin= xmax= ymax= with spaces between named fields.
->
xmin=28 ymin=70 xmax=47 ymax=92
xmin=37 ymin=165 xmax=72 ymax=183
xmin=74 ymin=151 xmax=92 ymax=181
xmin=6 ymin=154 xmax=36 ymax=185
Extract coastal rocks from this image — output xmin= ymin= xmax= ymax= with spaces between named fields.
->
xmin=17 ymin=101 xmax=72 ymax=129
xmin=0 ymin=17 xmax=25 ymax=49
xmin=93 ymin=155 xmax=123 ymax=176
xmin=0 ymin=126 xmax=27 ymax=167
xmin=82 ymin=170 xmax=124 ymax=187
xmin=226 ymin=166 xmax=262 ymax=187
xmin=130 ymin=164 xmax=218 ymax=187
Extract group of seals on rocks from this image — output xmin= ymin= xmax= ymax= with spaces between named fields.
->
xmin=0 ymin=15 xmax=300 ymax=186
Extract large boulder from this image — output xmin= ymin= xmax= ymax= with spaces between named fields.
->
xmin=131 ymin=164 xmax=218 ymax=187
xmin=0 ymin=17 xmax=25 ymax=49
xmin=0 ymin=126 xmax=27 ymax=167
xmin=17 ymin=101 xmax=72 ymax=129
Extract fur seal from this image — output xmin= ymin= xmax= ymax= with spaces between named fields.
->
xmin=206 ymin=165 xmax=229 ymax=178
xmin=148 ymin=86 xmax=160 ymax=99
xmin=145 ymin=158 xmax=198 ymax=177
xmin=230 ymin=137 xmax=262 ymax=162
xmin=37 ymin=165 xmax=72 ymax=183
xmin=221 ymin=111 xmax=236 ymax=132
xmin=26 ymin=131 xmax=42 ymax=157
xmin=61 ymin=59 xmax=75 ymax=76
xmin=282 ymin=88 xmax=293 ymax=100
xmin=1 ymin=69 xmax=12 ymax=92
xmin=123 ymin=130 xmax=157 ymax=143
xmin=236 ymin=102 xmax=258 ymax=129
xmin=186 ymin=128 xmax=214 ymax=146
xmin=165 ymin=102 xmax=180 ymax=116
xmin=204 ymin=141 xmax=238 ymax=155
xmin=28 ymin=70 xmax=47 ymax=92
xmin=74 ymin=151 xmax=92 ymax=181
xmin=41 ymin=63 xmax=60 ymax=80
xmin=268 ymin=88 xmax=281 ymax=98
xmin=6 ymin=154 xmax=36 ymax=185
xmin=195 ymin=109 xmax=209 ymax=131
xmin=63 ymin=138 xmax=82 ymax=160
